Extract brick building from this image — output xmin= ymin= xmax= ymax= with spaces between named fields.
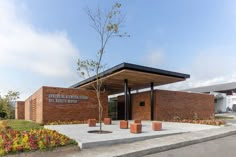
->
xmin=16 ymin=86 xmax=108 ymax=124
xmin=16 ymin=63 xmax=214 ymax=123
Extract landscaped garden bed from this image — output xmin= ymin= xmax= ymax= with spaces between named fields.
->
xmin=45 ymin=119 xmax=226 ymax=126
xmin=0 ymin=120 xmax=77 ymax=156
xmin=45 ymin=120 xmax=88 ymax=125
xmin=170 ymin=119 xmax=225 ymax=126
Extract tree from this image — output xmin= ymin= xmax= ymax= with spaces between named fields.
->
xmin=0 ymin=91 xmax=20 ymax=119
xmin=77 ymin=3 xmax=128 ymax=133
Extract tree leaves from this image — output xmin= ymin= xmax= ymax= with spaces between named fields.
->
xmin=0 ymin=91 xmax=20 ymax=119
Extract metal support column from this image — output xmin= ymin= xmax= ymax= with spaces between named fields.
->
xmin=128 ymin=88 xmax=132 ymax=120
xmin=150 ymin=82 xmax=154 ymax=120
xmin=124 ymin=79 xmax=128 ymax=120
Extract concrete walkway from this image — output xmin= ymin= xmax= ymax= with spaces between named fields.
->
xmin=45 ymin=121 xmax=219 ymax=149
xmin=145 ymin=134 xmax=236 ymax=157
xmin=74 ymin=125 xmax=236 ymax=157
xmin=215 ymin=113 xmax=236 ymax=119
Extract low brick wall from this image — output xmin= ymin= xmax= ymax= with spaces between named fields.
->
xmin=155 ymin=90 xmax=214 ymax=120
xmin=118 ymin=89 xmax=214 ymax=121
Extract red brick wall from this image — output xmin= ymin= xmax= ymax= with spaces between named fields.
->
xmin=24 ymin=87 xmax=43 ymax=123
xmin=23 ymin=86 xmax=108 ymax=124
xmin=131 ymin=92 xmax=151 ymax=120
xmin=155 ymin=90 xmax=214 ymax=120
xmin=42 ymin=87 xmax=108 ymax=124
xmin=15 ymin=101 xmax=25 ymax=119
xmin=118 ymin=89 xmax=214 ymax=121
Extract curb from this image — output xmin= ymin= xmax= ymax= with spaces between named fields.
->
xmin=80 ymin=132 xmax=181 ymax=149
xmin=117 ymin=128 xmax=236 ymax=157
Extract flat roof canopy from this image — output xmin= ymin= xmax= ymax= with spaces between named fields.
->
xmin=71 ymin=63 xmax=190 ymax=94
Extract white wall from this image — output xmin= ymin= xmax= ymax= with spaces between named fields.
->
xmin=226 ymin=96 xmax=236 ymax=109
xmin=215 ymin=98 xmax=227 ymax=113
xmin=210 ymin=92 xmax=227 ymax=113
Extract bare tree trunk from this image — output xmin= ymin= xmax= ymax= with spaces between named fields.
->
xmin=96 ymin=91 xmax=103 ymax=133
xmin=78 ymin=3 xmax=127 ymax=134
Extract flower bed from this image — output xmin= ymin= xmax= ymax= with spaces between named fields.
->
xmin=45 ymin=120 xmax=88 ymax=125
xmin=0 ymin=125 xmax=77 ymax=156
xmin=171 ymin=119 xmax=225 ymax=126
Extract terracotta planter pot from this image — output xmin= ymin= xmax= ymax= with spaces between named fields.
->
xmin=134 ymin=119 xmax=141 ymax=124
xmin=130 ymin=123 xmax=142 ymax=134
xmin=104 ymin=118 xmax=112 ymax=125
xmin=88 ymin=119 xmax=96 ymax=127
xmin=152 ymin=121 xmax=162 ymax=131
xmin=120 ymin=120 xmax=128 ymax=129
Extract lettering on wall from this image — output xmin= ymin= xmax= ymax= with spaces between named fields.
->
xmin=48 ymin=94 xmax=88 ymax=104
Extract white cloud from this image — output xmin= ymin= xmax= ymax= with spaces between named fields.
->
xmin=160 ymin=47 xmax=236 ymax=90
xmin=0 ymin=1 xmax=80 ymax=99
xmin=143 ymin=49 xmax=165 ymax=67
xmin=0 ymin=0 xmax=79 ymax=78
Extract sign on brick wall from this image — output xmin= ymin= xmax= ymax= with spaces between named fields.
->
xmin=48 ymin=94 xmax=88 ymax=104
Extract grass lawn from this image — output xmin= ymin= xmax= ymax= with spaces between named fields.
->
xmin=3 ymin=120 xmax=43 ymax=131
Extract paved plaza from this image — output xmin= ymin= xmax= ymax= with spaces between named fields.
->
xmin=45 ymin=121 xmax=220 ymax=149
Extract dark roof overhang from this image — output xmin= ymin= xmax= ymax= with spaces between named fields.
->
xmin=71 ymin=62 xmax=190 ymax=94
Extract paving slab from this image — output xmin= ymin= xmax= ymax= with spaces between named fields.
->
xmin=45 ymin=121 xmax=219 ymax=149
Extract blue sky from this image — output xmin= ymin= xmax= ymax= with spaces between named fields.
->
xmin=1 ymin=0 xmax=236 ymax=100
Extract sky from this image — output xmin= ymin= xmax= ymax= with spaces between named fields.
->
xmin=1 ymin=0 xmax=236 ymax=100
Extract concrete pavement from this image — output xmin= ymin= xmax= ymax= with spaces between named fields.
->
xmin=45 ymin=121 xmax=219 ymax=149
xmin=39 ymin=125 xmax=236 ymax=157
xmin=215 ymin=112 xmax=236 ymax=125
xmin=145 ymin=134 xmax=236 ymax=157
xmin=215 ymin=112 xmax=236 ymax=119
xmin=74 ymin=125 xmax=236 ymax=157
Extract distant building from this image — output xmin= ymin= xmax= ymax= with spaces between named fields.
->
xmin=183 ymin=82 xmax=236 ymax=113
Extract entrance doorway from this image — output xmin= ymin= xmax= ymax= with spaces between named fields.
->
xmin=108 ymin=98 xmax=118 ymax=120
xmin=108 ymin=97 xmax=126 ymax=120
xmin=117 ymin=101 xmax=125 ymax=120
